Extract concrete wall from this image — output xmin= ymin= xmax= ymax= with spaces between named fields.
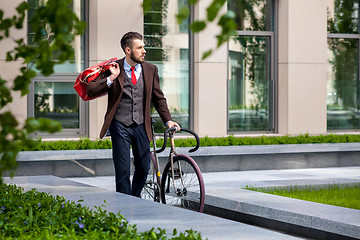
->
xmin=0 ymin=0 xmax=28 ymax=126
xmin=193 ymin=0 xmax=228 ymax=137
xmin=278 ymin=0 xmax=328 ymax=135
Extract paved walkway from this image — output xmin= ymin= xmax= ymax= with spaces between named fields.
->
xmin=67 ymin=166 xmax=360 ymax=192
xmin=62 ymin=166 xmax=360 ymax=240
xmin=5 ymin=166 xmax=360 ymax=239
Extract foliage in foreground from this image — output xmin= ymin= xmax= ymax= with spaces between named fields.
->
xmin=0 ymin=182 xmax=202 ymax=239
xmin=18 ymin=133 xmax=360 ymax=151
xmin=0 ymin=0 xmax=85 ymax=179
xmin=245 ymin=183 xmax=360 ymax=210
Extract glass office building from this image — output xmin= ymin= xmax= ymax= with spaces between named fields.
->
xmin=1 ymin=0 xmax=359 ymax=139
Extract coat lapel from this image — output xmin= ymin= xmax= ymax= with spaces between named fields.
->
xmin=141 ymin=62 xmax=152 ymax=99
xmin=116 ymin=58 xmax=125 ymax=91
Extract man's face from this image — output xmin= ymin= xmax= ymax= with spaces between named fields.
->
xmin=129 ymin=39 xmax=146 ymax=64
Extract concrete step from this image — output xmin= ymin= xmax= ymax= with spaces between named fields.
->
xmin=3 ymin=175 xmax=302 ymax=240
xmin=5 ymin=172 xmax=360 ymax=240
xmin=65 ymin=167 xmax=360 ymax=240
xmin=204 ymin=189 xmax=360 ymax=240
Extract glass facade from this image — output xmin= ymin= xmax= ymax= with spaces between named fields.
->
xmin=327 ymin=0 xmax=359 ymax=34
xmin=27 ymin=0 xmax=87 ymax=134
xmin=327 ymin=0 xmax=360 ymax=130
xmin=34 ymin=82 xmax=80 ymax=128
xmin=144 ymin=0 xmax=190 ymax=132
xmin=227 ymin=0 xmax=274 ymax=132
xmin=27 ymin=0 xmax=86 ymax=73
xmin=228 ymin=36 xmax=271 ymax=131
xmin=228 ymin=0 xmax=273 ymax=31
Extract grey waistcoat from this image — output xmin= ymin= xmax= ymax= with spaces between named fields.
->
xmin=114 ymin=71 xmax=144 ymax=126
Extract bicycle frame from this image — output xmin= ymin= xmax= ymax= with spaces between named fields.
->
xmin=142 ymin=123 xmax=204 ymax=212
xmin=168 ymin=132 xmax=185 ymax=195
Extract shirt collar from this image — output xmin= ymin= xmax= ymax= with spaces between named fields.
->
xmin=124 ymin=58 xmax=141 ymax=72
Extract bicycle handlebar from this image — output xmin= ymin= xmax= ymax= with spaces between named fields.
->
xmin=155 ymin=128 xmax=200 ymax=154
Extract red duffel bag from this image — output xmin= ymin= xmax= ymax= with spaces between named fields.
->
xmin=74 ymin=57 xmax=118 ymax=101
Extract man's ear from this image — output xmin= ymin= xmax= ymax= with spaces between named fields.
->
xmin=125 ymin=46 xmax=131 ymax=55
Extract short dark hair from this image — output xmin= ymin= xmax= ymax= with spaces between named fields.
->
xmin=120 ymin=32 xmax=143 ymax=52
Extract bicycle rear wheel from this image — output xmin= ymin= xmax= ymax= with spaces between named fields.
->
xmin=161 ymin=154 xmax=205 ymax=212
xmin=141 ymin=153 xmax=161 ymax=202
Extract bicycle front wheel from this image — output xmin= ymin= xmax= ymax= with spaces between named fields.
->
xmin=161 ymin=154 xmax=205 ymax=212
xmin=141 ymin=153 xmax=161 ymax=202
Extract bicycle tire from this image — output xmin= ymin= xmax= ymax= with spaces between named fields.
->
xmin=160 ymin=154 xmax=205 ymax=212
xmin=141 ymin=153 xmax=161 ymax=202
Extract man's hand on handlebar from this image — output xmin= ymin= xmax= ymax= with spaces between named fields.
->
xmin=166 ymin=120 xmax=180 ymax=131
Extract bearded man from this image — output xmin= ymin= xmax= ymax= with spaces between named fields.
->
xmin=87 ymin=31 xmax=179 ymax=196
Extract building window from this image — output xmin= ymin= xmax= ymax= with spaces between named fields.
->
xmin=27 ymin=0 xmax=88 ymax=137
xmin=33 ymin=79 xmax=81 ymax=129
xmin=227 ymin=0 xmax=275 ymax=132
xmin=144 ymin=0 xmax=191 ymax=132
xmin=327 ymin=0 xmax=360 ymax=130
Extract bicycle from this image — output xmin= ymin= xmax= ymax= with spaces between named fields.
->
xmin=141 ymin=123 xmax=205 ymax=213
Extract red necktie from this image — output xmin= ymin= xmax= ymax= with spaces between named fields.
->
xmin=131 ymin=66 xmax=137 ymax=85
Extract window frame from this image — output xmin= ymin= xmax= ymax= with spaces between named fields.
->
xmin=327 ymin=0 xmax=360 ymax=131
xmin=226 ymin=0 xmax=277 ymax=134
xmin=28 ymin=74 xmax=88 ymax=138
xmin=143 ymin=0 xmax=194 ymax=132
xmin=27 ymin=0 xmax=89 ymax=138
xmin=327 ymin=33 xmax=360 ymax=131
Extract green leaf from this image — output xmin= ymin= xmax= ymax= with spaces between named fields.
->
xmin=25 ymin=118 xmax=61 ymax=134
xmin=218 ymin=10 xmax=236 ymax=26
xmin=0 ymin=78 xmax=12 ymax=107
xmin=207 ymin=0 xmax=227 ymax=22
xmin=176 ymin=6 xmax=190 ymax=24
xmin=201 ymin=49 xmax=213 ymax=60
xmin=27 ymin=69 xmax=37 ymax=79
xmin=0 ymin=19 xmax=13 ymax=37
xmin=190 ymin=21 xmax=207 ymax=32
xmin=216 ymin=10 xmax=237 ymax=47
xmin=29 ymin=206 xmax=33 ymax=222
xmin=25 ymin=118 xmax=41 ymax=133
xmin=6 ymin=52 xmax=13 ymax=61
xmin=38 ymin=118 xmax=62 ymax=133
xmin=16 ymin=1 xmax=29 ymax=14
xmin=13 ymin=75 xmax=30 ymax=96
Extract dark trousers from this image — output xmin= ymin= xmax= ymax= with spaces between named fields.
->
xmin=109 ymin=120 xmax=150 ymax=197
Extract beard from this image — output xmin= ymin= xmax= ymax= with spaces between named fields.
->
xmin=130 ymin=51 xmax=145 ymax=64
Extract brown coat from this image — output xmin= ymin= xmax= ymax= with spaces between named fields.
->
xmin=87 ymin=58 xmax=172 ymax=142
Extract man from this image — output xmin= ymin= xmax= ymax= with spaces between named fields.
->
xmin=87 ymin=32 xmax=180 ymax=197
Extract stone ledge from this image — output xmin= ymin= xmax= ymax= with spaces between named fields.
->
xmin=7 ymin=143 xmax=360 ymax=177
xmin=16 ymin=142 xmax=360 ymax=160
xmin=191 ymin=142 xmax=360 ymax=155
xmin=204 ymin=189 xmax=360 ymax=240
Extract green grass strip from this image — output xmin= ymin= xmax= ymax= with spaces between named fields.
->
xmin=245 ymin=183 xmax=360 ymax=210
xmin=19 ymin=133 xmax=360 ymax=151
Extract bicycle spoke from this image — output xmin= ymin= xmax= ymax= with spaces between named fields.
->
xmin=161 ymin=155 xmax=205 ymax=212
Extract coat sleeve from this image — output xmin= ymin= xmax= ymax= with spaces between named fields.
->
xmin=87 ymin=72 xmax=109 ymax=98
xmin=151 ymin=66 xmax=172 ymax=125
